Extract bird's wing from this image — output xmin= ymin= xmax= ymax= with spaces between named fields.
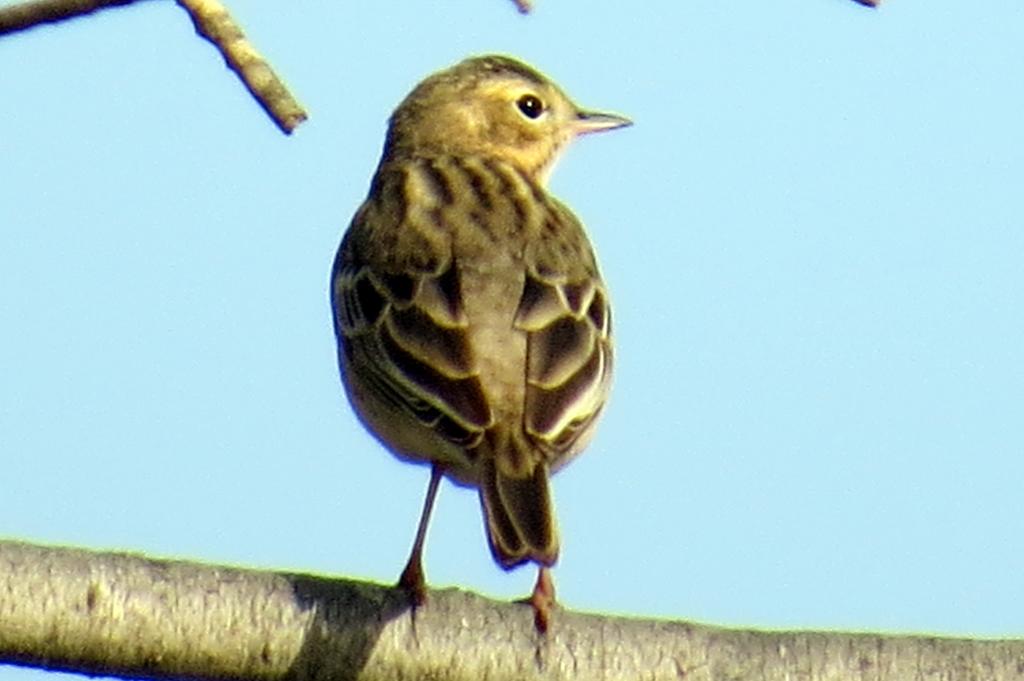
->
xmin=332 ymin=188 xmax=493 ymax=450
xmin=515 ymin=199 xmax=613 ymax=466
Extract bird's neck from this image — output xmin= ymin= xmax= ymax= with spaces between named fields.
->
xmin=377 ymin=149 xmax=551 ymax=189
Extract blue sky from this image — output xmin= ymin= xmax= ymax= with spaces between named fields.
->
xmin=2 ymin=0 xmax=1023 ymax=675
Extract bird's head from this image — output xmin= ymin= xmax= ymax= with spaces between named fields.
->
xmin=383 ymin=55 xmax=631 ymax=183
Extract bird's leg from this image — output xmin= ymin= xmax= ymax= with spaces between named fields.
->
xmin=529 ymin=566 xmax=556 ymax=633
xmin=397 ymin=463 xmax=444 ymax=606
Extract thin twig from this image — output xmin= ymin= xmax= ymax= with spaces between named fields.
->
xmin=176 ymin=0 xmax=306 ymax=134
xmin=0 ymin=0 xmax=137 ymax=34
xmin=0 ymin=0 xmax=307 ymax=134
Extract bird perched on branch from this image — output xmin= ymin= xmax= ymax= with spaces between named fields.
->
xmin=330 ymin=54 xmax=629 ymax=632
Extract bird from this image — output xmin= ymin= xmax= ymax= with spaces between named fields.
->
xmin=330 ymin=54 xmax=629 ymax=632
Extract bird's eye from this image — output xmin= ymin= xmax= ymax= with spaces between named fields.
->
xmin=516 ymin=94 xmax=545 ymax=119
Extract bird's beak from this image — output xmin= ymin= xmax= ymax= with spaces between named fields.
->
xmin=573 ymin=109 xmax=633 ymax=135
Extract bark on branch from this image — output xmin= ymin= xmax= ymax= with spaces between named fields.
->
xmin=0 ymin=539 xmax=1019 ymax=681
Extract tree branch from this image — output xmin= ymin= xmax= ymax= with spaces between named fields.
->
xmin=0 ymin=0 xmax=306 ymax=134
xmin=0 ymin=539 xmax=1019 ymax=681
xmin=175 ymin=0 xmax=305 ymax=134
xmin=0 ymin=0 xmax=136 ymax=33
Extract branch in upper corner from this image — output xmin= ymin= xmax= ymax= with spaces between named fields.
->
xmin=176 ymin=0 xmax=306 ymax=134
xmin=0 ymin=0 xmax=306 ymax=134
xmin=0 ymin=0 xmax=136 ymax=35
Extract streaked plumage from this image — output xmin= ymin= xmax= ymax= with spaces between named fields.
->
xmin=330 ymin=55 xmax=629 ymax=630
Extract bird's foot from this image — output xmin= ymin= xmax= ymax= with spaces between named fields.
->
xmin=527 ymin=567 xmax=556 ymax=634
xmin=397 ymin=556 xmax=428 ymax=607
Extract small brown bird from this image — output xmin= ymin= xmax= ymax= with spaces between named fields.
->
xmin=330 ymin=54 xmax=629 ymax=631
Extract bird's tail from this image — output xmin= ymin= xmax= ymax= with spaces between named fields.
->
xmin=479 ymin=439 xmax=559 ymax=570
